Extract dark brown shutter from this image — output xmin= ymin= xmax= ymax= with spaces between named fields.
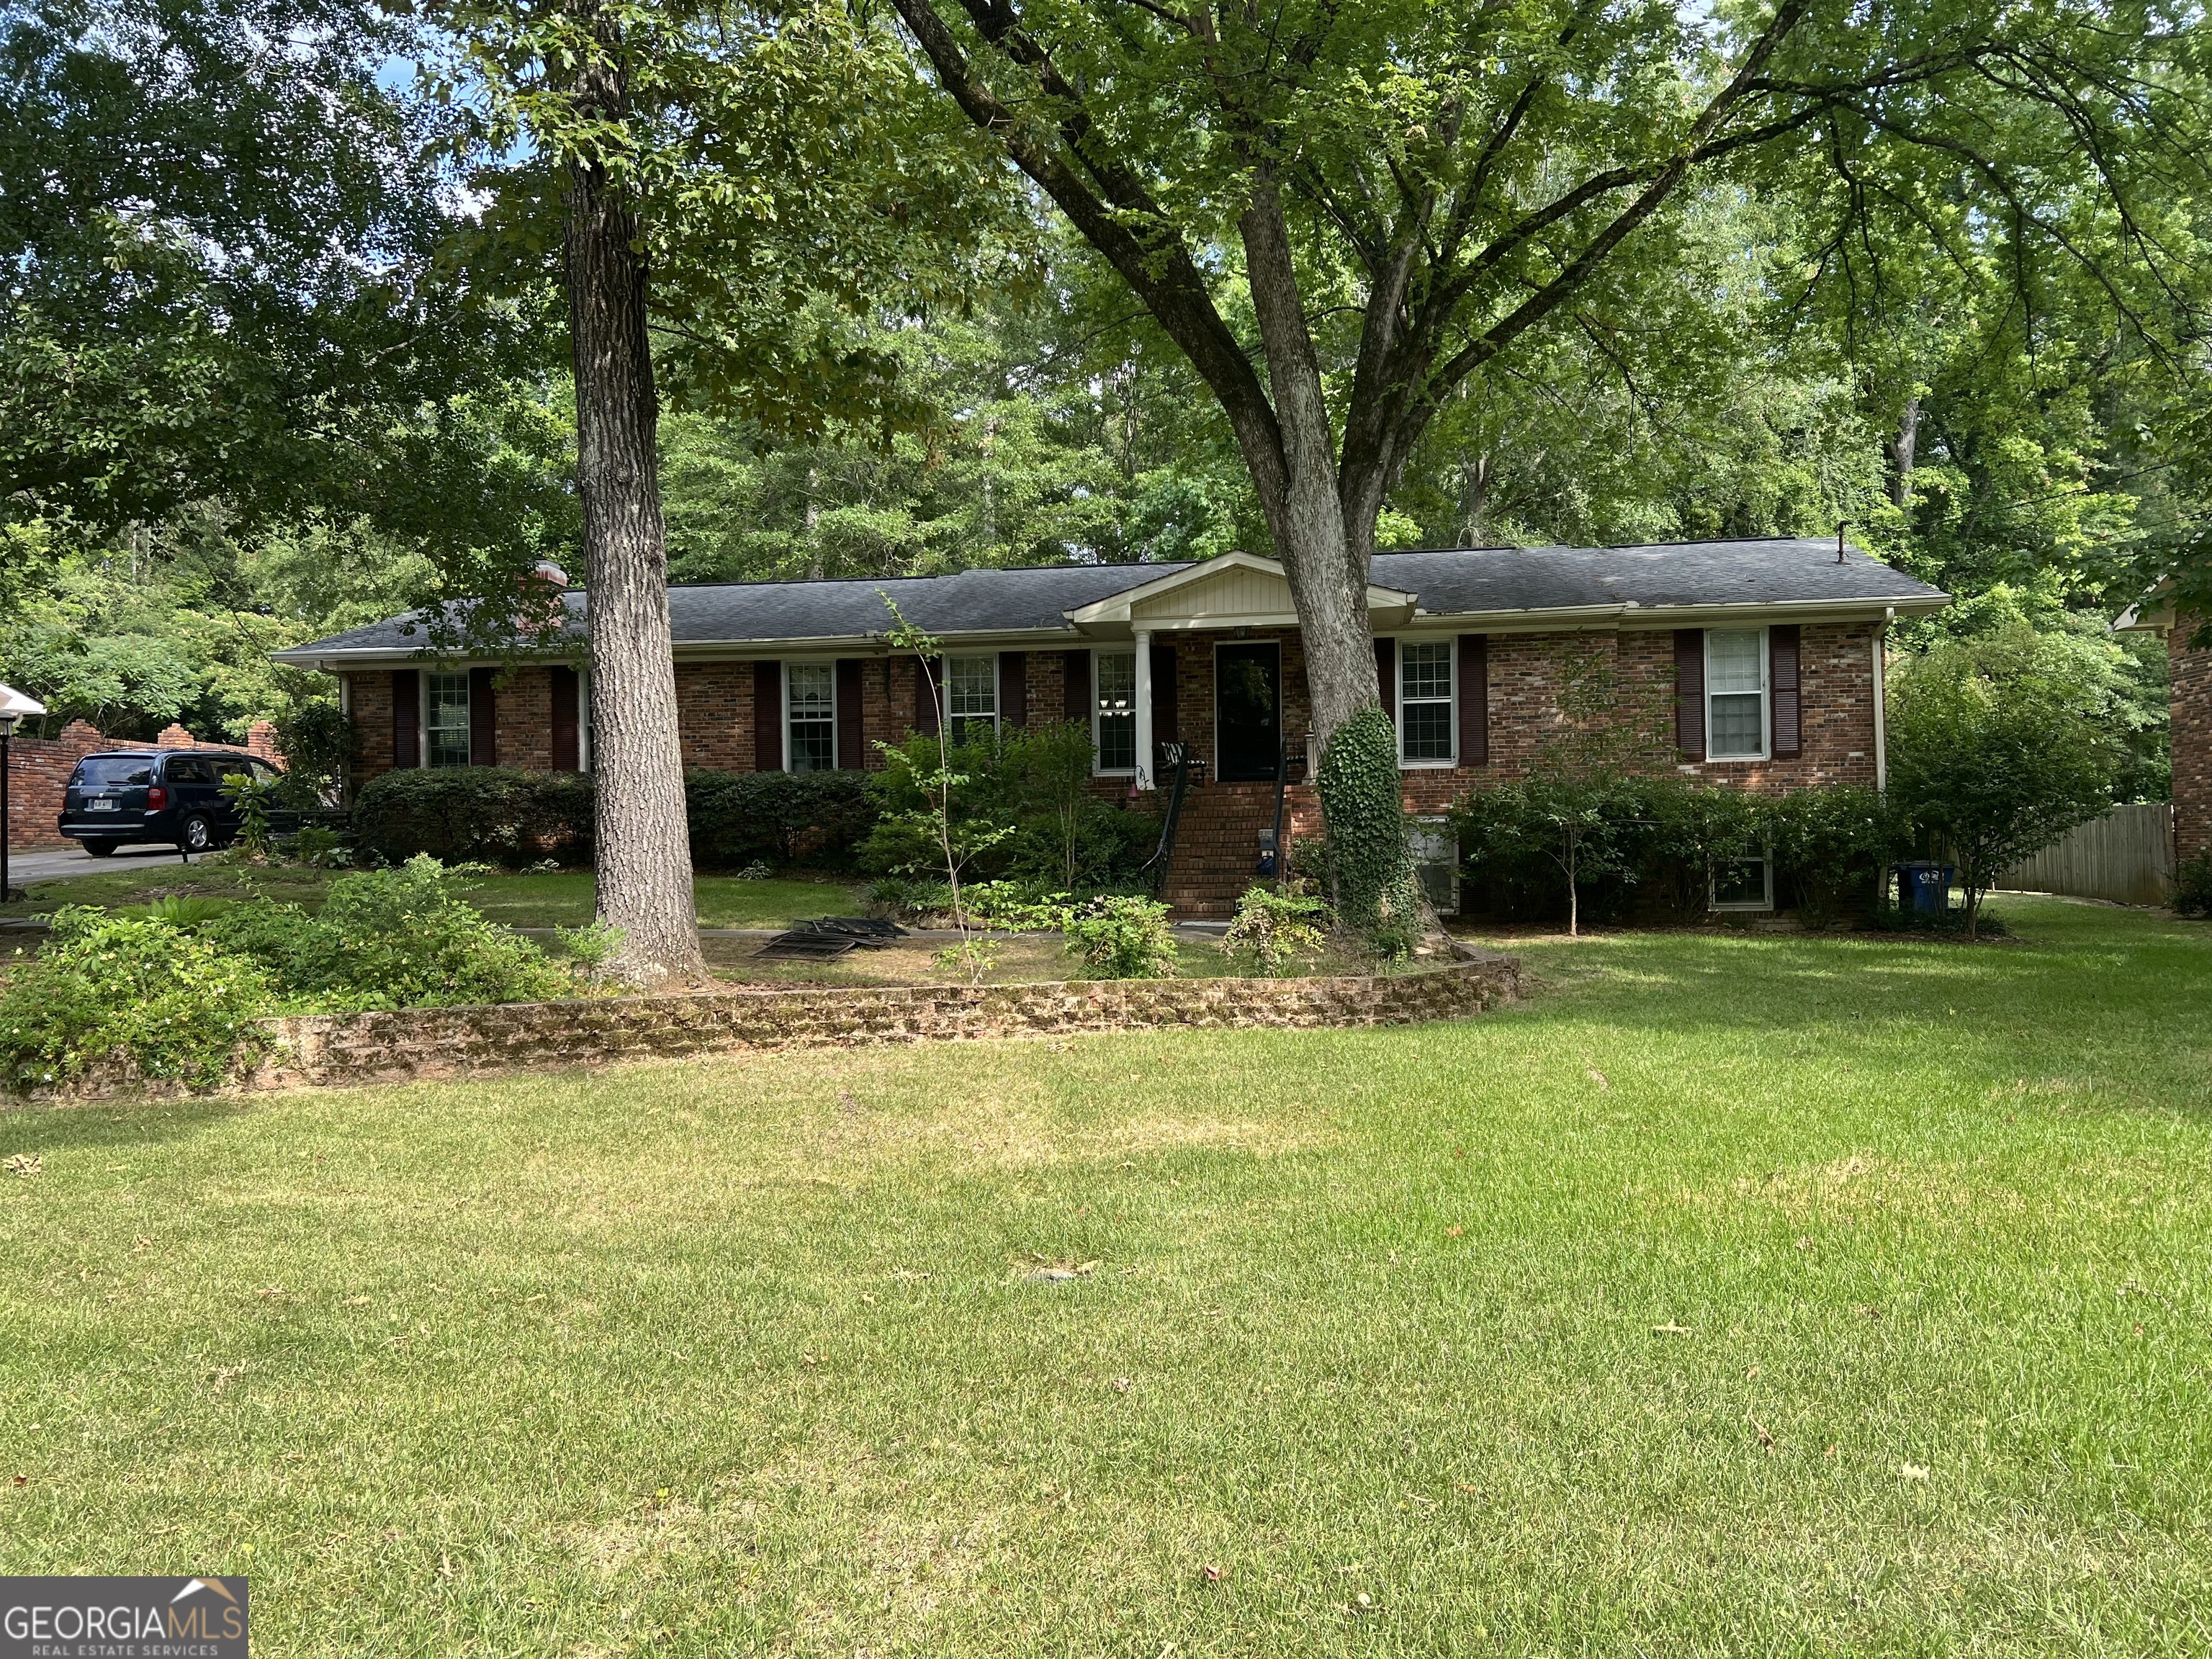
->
xmin=836 ymin=657 xmax=865 ymax=769
xmin=999 ymin=652 xmax=1027 ymax=728
xmin=753 ymin=660 xmax=783 ymax=772
xmin=1770 ymin=624 xmax=1802 ymax=759
xmin=1375 ymin=637 xmax=1397 ymax=724
xmin=468 ymin=667 xmax=496 ymax=765
xmin=1151 ymin=641 xmax=1179 ymax=742
xmin=1062 ymin=649 xmax=1091 ymax=724
xmin=550 ymin=667 xmax=580 ymax=770
xmin=1457 ymin=634 xmax=1488 ymax=766
xmin=392 ymin=670 xmax=420 ymax=769
xmin=1675 ymin=629 xmax=1706 ymax=761
xmin=913 ymin=656 xmax=940 ymax=736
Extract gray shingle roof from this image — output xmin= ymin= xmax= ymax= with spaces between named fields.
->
xmin=274 ymin=537 xmax=1945 ymax=663
xmin=1372 ymin=537 xmax=1946 ymax=613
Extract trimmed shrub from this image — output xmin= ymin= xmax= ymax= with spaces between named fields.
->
xmin=1768 ymin=785 xmax=1910 ymax=922
xmin=2175 ymin=848 xmax=2212 ymax=918
xmin=686 ymin=768 xmax=877 ymax=871
xmin=0 ymin=908 xmax=274 ymax=1091
xmin=353 ymin=767 xmax=595 ymax=866
xmin=1452 ymin=778 xmax=1910 ymax=927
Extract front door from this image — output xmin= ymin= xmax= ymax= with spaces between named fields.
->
xmin=1215 ymin=642 xmax=1281 ymax=782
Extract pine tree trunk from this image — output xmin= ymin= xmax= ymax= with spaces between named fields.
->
xmin=563 ymin=0 xmax=705 ymax=986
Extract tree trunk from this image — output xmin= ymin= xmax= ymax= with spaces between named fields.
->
xmin=1459 ymin=454 xmax=1492 ymax=547
xmin=1889 ymin=396 xmax=1920 ymax=511
xmin=1238 ymin=181 xmax=1382 ymax=756
xmin=563 ymin=0 xmax=705 ymax=986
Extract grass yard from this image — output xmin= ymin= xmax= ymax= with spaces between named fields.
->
xmin=0 ymin=863 xmax=863 ymax=931
xmin=2 ymin=896 xmax=2208 ymax=1655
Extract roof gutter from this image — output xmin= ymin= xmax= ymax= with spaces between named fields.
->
xmin=273 ymin=592 xmax=1951 ymax=671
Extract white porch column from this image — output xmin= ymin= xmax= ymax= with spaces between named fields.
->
xmin=1133 ymin=629 xmax=1154 ymax=790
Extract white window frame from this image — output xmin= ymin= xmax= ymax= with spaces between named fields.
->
xmin=1704 ymin=626 xmax=1771 ymax=763
xmin=421 ymin=670 xmax=471 ymax=769
xmin=1395 ymin=637 xmax=1457 ymax=768
xmin=783 ymin=660 xmax=837 ymax=774
xmin=1710 ymin=850 xmax=1776 ymax=912
xmin=1092 ymin=648 xmax=1138 ymax=776
xmin=945 ymin=654 xmax=998 ymax=743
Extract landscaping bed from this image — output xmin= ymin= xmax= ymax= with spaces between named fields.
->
xmin=0 ymin=863 xmax=862 ymax=932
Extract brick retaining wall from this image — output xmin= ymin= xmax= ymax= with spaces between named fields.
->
xmin=220 ymin=955 xmax=1516 ymax=1094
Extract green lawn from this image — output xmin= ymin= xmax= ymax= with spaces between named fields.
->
xmin=1 ymin=863 xmax=862 ymax=930
xmin=3 ymin=896 xmax=2208 ymax=1654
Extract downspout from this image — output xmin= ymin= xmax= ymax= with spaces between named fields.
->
xmin=1873 ymin=608 xmax=1892 ymax=791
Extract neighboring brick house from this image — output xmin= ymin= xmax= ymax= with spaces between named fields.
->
xmin=275 ymin=538 xmax=1950 ymax=913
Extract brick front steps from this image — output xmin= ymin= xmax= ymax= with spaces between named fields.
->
xmin=40 ymin=955 xmax=1519 ymax=1100
xmin=1161 ymin=781 xmax=1318 ymax=917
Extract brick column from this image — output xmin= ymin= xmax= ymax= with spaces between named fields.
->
xmin=2174 ymin=614 xmax=2211 ymax=864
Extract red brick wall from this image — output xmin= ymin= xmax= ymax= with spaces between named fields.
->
xmin=1174 ymin=621 xmax=1879 ymax=820
xmin=332 ymin=623 xmax=1884 ymax=808
xmin=2173 ymin=616 xmax=2211 ymax=865
xmin=495 ymin=667 xmax=554 ymax=771
xmin=346 ymin=672 xmax=396 ymax=785
xmin=673 ymin=662 xmax=755 ymax=770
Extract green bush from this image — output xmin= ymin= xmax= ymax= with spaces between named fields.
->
xmin=1452 ymin=773 xmax=1645 ymax=932
xmin=685 ymin=768 xmax=877 ymax=871
xmin=1061 ymin=894 xmax=1179 ymax=979
xmin=1223 ymin=884 xmax=1330 ymax=975
xmin=858 ymin=727 xmax=1153 ymax=889
xmin=2175 ymin=848 xmax=2212 ymax=919
xmin=204 ymin=856 xmax=576 ymax=1011
xmin=1887 ymin=625 xmax=2122 ymax=936
xmin=353 ymin=768 xmax=595 ymax=866
xmin=1452 ymin=779 xmax=1910 ymax=927
xmin=273 ymin=701 xmax=355 ymax=807
xmin=1318 ymin=709 xmax=1424 ymax=958
xmin=1767 ymin=786 xmax=1909 ymax=922
xmin=1 ymin=860 xmax=600 ymax=1094
xmin=864 ymin=874 xmax=956 ymax=923
xmin=0 ymin=908 xmax=274 ymax=1091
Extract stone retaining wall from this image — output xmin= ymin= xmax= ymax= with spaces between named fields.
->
xmin=238 ymin=956 xmax=1518 ymax=1092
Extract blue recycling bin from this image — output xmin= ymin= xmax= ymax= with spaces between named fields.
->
xmin=1896 ymin=860 xmax=1955 ymax=914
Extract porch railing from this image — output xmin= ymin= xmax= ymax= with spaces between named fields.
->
xmin=1138 ymin=742 xmax=1200 ymax=896
xmin=1258 ymin=737 xmax=1289 ymax=878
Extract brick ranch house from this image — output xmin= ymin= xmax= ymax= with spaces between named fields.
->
xmin=276 ymin=537 xmax=1951 ymax=914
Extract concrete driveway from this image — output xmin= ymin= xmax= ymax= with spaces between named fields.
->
xmin=6 ymin=842 xmax=198 ymax=886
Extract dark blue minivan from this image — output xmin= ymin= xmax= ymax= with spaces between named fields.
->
xmin=57 ymin=750 xmax=284 ymax=856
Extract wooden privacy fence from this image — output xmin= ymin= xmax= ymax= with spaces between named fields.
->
xmin=2002 ymin=802 xmax=2175 ymax=906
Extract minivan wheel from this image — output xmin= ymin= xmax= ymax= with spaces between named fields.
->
xmin=81 ymin=840 xmax=121 ymax=858
xmin=179 ymin=814 xmax=217 ymax=855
